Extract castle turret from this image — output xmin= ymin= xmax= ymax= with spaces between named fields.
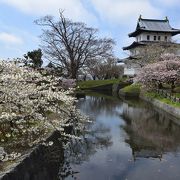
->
xmin=123 ymin=16 xmax=180 ymax=56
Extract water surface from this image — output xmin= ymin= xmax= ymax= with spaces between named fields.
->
xmin=66 ymin=94 xmax=180 ymax=180
xmin=2 ymin=93 xmax=180 ymax=180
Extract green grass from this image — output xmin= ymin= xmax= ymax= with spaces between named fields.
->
xmin=145 ymin=92 xmax=180 ymax=108
xmin=121 ymin=84 xmax=141 ymax=94
xmin=174 ymin=87 xmax=180 ymax=93
xmin=172 ymin=92 xmax=180 ymax=98
xmin=77 ymin=78 xmax=125 ymax=89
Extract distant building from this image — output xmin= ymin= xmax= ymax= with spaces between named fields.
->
xmin=122 ymin=15 xmax=180 ymax=75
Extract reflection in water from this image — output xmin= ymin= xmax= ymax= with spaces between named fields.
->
xmin=121 ymin=101 xmax=180 ymax=160
xmin=77 ymin=96 xmax=122 ymax=118
xmin=59 ymin=122 xmax=112 ymax=179
xmin=1 ymin=94 xmax=180 ymax=180
xmin=65 ymin=124 xmax=112 ymax=163
xmin=1 ymin=106 xmax=112 ymax=179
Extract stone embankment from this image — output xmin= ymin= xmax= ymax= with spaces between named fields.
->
xmin=140 ymin=95 xmax=180 ymax=119
xmin=0 ymin=131 xmax=63 ymax=180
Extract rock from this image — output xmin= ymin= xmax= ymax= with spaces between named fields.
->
xmin=0 ymin=147 xmax=7 ymax=161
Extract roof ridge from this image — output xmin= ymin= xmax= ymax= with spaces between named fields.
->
xmin=140 ymin=18 xmax=168 ymax=22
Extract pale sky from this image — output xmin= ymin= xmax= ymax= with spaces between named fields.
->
xmin=0 ymin=0 xmax=180 ymax=60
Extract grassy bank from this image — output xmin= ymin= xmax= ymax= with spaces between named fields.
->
xmin=145 ymin=92 xmax=180 ymax=108
xmin=77 ymin=78 xmax=125 ymax=89
xmin=119 ymin=84 xmax=141 ymax=97
xmin=121 ymin=84 xmax=141 ymax=94
xmin=120 ymin=83 xmax=180 ymax=109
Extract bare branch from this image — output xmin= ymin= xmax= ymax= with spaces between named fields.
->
xmin=35 ymin=11 xmax=114 ymax=79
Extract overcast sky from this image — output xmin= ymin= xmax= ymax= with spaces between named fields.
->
xmin=0 ymin=0 xmax=180 ymax=60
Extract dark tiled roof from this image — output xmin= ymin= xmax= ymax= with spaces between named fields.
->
xmin=123 ymin=41 xmax=180 ymax=50
xmin=129 ymin=17 xmax=180 ymax=37
xmin=123 ymin=41 xmax=146 ymax=50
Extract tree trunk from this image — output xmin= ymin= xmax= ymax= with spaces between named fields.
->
xmin=158 ymin=82 xmax=163 ymax=89
xmin=171 ymin=81 xmax=175 ymax=90
xmin=69 ymin=67 xmax=78 ymax=79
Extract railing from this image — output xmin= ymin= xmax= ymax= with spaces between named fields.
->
xmin=156 ymin=89 xmax=180 ymax=103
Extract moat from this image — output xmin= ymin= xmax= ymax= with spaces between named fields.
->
xmin=2 ymin=93 xmax=180 ymax=180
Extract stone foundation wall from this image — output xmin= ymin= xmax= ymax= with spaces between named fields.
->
xmin=140 ymin=95 xmax=180 ymax=119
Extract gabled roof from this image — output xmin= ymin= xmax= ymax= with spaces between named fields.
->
xmin=123 ymin=41 xmax=180 ymax=50
xmin=123 ymin=41 xmax=146 ymax=50
xmin=129 ymin=16 xmax=180 ymax=37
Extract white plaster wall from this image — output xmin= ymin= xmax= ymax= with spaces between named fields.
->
xmin=124 ymin=68 xmax=135 ymax=76
xmin=138 ymin=32 xmax=172 ymax=42
xmin=136 ymin=35 xmax=142 ymax=42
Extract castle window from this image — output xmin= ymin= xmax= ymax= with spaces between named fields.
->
xmin=154 ymin=36 xmax=156 ymax=41
xmin=158 ymin=36 xmax=161 ymax=41
xmin=147 ymin=35 xmax=150 ymax=41
xmin=165 ymin=36 xmax=167 ymax=41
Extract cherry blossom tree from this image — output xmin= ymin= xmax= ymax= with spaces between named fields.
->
xmin=0 ymin=60 xmax=88 ymax=162
xmin=125 ymin=43 xmax=180 ymax=70
xmin=136 ymin=53 xmax=180 ymax=89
